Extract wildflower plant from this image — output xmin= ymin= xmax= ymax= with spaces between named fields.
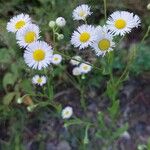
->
xmin=3 ymin=0 xmax=150 ymax=149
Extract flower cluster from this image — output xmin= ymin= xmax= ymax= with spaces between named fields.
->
xmin=71 ymin=4 xmax=141 ymax=57
xmin=7 ymin=14 xmax=63 ymax=87
xmin=70 ymin=56 xmax=92 ymax=76
xmin=6 ymin=4 xmax=141 ymax=120
xmin=49 ymin=17 xmax=66 ymax=40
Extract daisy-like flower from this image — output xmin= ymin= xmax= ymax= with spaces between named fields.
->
xmin=61 ymin=106 xmax=73 ymax=119
xmin=106 ymin=11 xmax=141 ymax=36
xmin=32 ymin=75 xmax=47 ymax=86
xmin=16 ymin=24 xmax=40 ymax=48
xmin=24 ymin=41 xmax=53 ymax=70
xmin=95 ymin=25 xmax=110 ymax=35
xmin=79 ymin=62 xmax=92 ymax=74
xmin=51 ymin=54 xmax=62 ymax=65
xmin=72 ymin=4 xmax=92 ymax=21
xmin=70 ymin=55 xmax=82 ymax=66
xmin=7 ymin=13 xmax=31 ymax=33
xmin=71 ymin=24 xmax=96 ymax=49
xmin=91 ymin=26 xmax=115 ymax=56
xmin=147 ymin=3 xmax=150 ymax=10
xmin=72 ymin=67 xmax=81 ymax=76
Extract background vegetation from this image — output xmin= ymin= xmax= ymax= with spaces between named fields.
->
xmin=0 ymin=0 xmax=150 ymax=150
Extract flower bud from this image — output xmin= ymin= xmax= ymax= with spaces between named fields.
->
xmin=147 ymin=3 xmax=150 ymax=10
xmin=49 ymin=21 xmax=56 ymax=28
xmin=27 ymin=104 xmax=37 ymax=112
xmin=56 ymin=17 xmax=66 ymax=27
xmin=57 ymin=34 xmax=64 ymax=40
xmin=72 ymin=67 xmax=81 ymax=76
xmin=81 ymin=74 xmax=86 ymax=79
xmin=16 ymin=98 xmax=23 ymax=104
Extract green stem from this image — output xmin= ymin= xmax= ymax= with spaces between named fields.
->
xmin=44 ymin=69 xmax=54 ymax=101
xmin=55 ymin=50 xmax=102 ymax=72
xmin=103 ymin=0 xmax=107 ymax=22
xmin=52 ymin=26 xmax=58 ymax=49
xmin=81 ymin=86 xmax=86 ymax=110
xmin=84 ymin=19 xmax=87 ymax=24
xmin=78 ymin=77 xmax=86 ymax=110
xmin=141 ymin=26 xmax=150 ymax=43
xmin=53 ymin=28 xmax=55 ymax=43
xmin=107 ymin=51 xmax=114 ymax=82
xmin=117 ymin=45 xmax=136 ymax=85
xmin=66 ymin=72 xmax=80 ymax=90
xmin=83 ymin=124 xmax=90 ymax=145
xmin=49 ymin=71 xmax=54 ymax=101
xmin=22 ymin=93 xmax=49 ymax=99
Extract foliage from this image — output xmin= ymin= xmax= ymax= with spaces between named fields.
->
xmin=0 ymin=0 xmax=150 ymax=150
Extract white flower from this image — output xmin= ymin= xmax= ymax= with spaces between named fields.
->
xmin=72 ymin=67 xmax=81 ymax=76
xmin=91 ymin=26 xmax=115 ymax=56
xmin=56 ymin=17 xmax=66 ymax=27
xmin=7 ymin=13 xmax=31 ymax=33
xmin=72 ymin=4 xmax=92 ymax=21
xmin=16 ymin=24 xmax=40 ymax=48
xmin=51 ymin=54 xmax=62 ymax=65
xmin=95 ymin=25 xmax=111 ymax=35
xmin=61 ymin=106 xmax=73 ymax=119
xmin=70 ymin=55 xmax=82 ymax=66
xmin=147 ymin=3 xmax=150 ymax=10
xmin=32 ymin=75 xmax=47 ymax=86
xmin=106 ymin=11 xmax=141 ymax=36
xmin=71 ymin=24 xmax=96 ymax=49
xmin=79 ymin=62 xmax=92 ymax=74
xmin=24 ymin=41 xmax=53 ymax=70
xmin=121 ymin=131 xmax=130 ymax=139
xmin=49 ymin=20 xmax=56 ymax=28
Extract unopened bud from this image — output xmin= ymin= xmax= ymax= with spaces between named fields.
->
xmin=57 ymin=34 xmax=64 ymax=40
xmin=81 ymin=74 xmax=85 ymax=79
xmin=27 ymin=104 xmax=37 ymax=112
xmin=16 ymin=98 xmax=23 ymax=104
xmin=49 ymin=21 xmax=56 ymax=28
xmin=147 ymin=3 xmax=150 ymax=10
xmin=56 ymin=17 xmax=66 ymax=27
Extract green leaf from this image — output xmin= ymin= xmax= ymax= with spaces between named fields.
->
xmin=111 ymin=123 xmax=128 ymax=141
xmin=3 ymin=72 xmax=17 ymax=91
xmin=11 ymin=63 xmax=19 ymax=76
xmin=20 ymin=79 xmax=33 ymax=94
xmin=147 ymin=138 xmax=150 ymax=150
xmin=53 ymin=65 xmax=65 ymax=76
xmin=0 ymin=48 xmax=12 ymax=63
xmin=3 ymin=92 xmax=16 ymax=105
xmin=97 ymin=112 xmax=106 ymax=129
xmin=64 ymin=118 xmax=84 ymax=128
xmin=108 ymin=100 xmax=120 ymax=119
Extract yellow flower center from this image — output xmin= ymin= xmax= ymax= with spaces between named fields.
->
xmin=54 ymin=57 xmax=58 ymax=61
xmin=24 ymin=31 xmax=36 ymax=43
xmin=80 ymin=32 xmax=90 ymax=43
xmin=79 ymin=11 xmax=86 ymax=17
xmin=15 ymin=20 xmax=26 ymax=29
xmin=37 ymin=78 xmax=42 ymax=83
xmin=64 ymin=111 xmax=69 ymax=116
xmin=83 ymin=65 xmax=88 ymax=70
xmin=33 ymin=49 xmax=45 ymax=61
xmin=115 ymin=19 xmax=126 ymax=29
xmin=98 ymin=39 xmax=110 ymax=51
